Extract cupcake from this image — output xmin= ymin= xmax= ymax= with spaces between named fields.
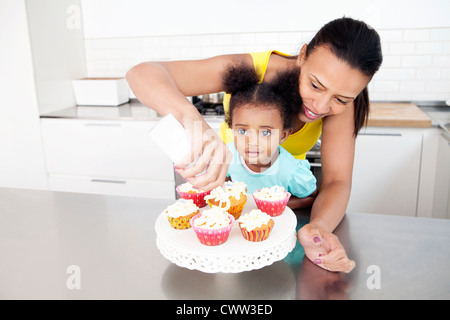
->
xmin=204 ymin=181 xmax=247 ymax=219
xmin=191 ymin=207 xmax=235 ymax=246
xmin=252 ymin=186 xmax=291 ymax=217
xmin=163 ymin=199 xmax=200 ymax=229
xmin=176 ymin=182 xmax=211 ymax=207
xmin=239 ymin=209 xmax=274 ymax=242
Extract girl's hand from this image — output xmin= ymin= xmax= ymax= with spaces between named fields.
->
xmin=174 ymin=114 xmax=232 ymax=191
xmin=298 ymin=223 xmax=355 ymax=273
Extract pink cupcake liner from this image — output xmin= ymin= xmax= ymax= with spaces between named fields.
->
xmin=252 ymin=191 xmax=291 ymax=217
xmin=176 ymin=186 xmax=211 ymax=208
xmin=190 ymin=213 xmax=235 ymax=246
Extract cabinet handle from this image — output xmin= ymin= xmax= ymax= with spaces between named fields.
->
xmin=84 ymin=123 xmax=122 ymax=127
xmin=90 ymin=179 xmax=126 ymax=184
xmin=358 ymin=133 xmax=402 ymax=136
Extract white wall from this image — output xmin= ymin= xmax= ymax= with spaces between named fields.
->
xmin=0 ymin=0 xmax=48 ymax=189
xmin=81 ymin=0 xmax=450 ymax=37
xmin=27 ymin=0 xmax=87 ymax=114
xmin=81 ymin=0 xmax=450 ymax=102
xmin=0 ymin=0 xmax=87 ymax=190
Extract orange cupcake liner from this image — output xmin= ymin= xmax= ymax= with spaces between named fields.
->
xmin=207 ymin=193 xmax=247 ymax=220
xmin=239 ymin=220 xmax=274 ymax=242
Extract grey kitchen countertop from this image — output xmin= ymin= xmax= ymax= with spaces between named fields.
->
xmin=1 ymin=187 xmax=449 ymax=300
xmin=40 ymin=100 xmax=450 ymax=135
xmin=40 ymin=99 xmax=161 ymax=121
xmin=39 ymin=99 xmax=226 ymax=124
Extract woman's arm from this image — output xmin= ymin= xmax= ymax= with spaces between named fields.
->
xmin=126 ymin=55 xmax=244 ymax=117
xmin=310 ymin=104 xmax=355 ymax=232
xmin=287 ymin=190 xmax=318 ymax=209
xmin=126 ymin=54 xmax=252 ymax=190
xmin=298 ymin=104 xmax=356 ymax=273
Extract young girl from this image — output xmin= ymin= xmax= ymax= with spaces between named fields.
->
xmin=223 ymin=63 xmax=318 ymax=209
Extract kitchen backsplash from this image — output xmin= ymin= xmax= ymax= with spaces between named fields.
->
xmin=84 ymin=27 xmax=450 ymax=102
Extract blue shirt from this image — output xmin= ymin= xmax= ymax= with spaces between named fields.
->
xmin=226 ymin=142 xmax=317 ymax=196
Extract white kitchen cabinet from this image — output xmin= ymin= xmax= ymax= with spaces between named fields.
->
xmin=48 ymin=174 xmax=174 ymax=199
xmin=432 ymin=132 xmax=450 ymax=219
xmin=347 ymin=128 xmax=423 ymax=216
xmin=40 ymin=118 xmax=176 ymax=200
xmin=415 ymin=128 xmax=450 ymax=219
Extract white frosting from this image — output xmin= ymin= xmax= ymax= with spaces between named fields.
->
xmin=204 ymin=186 xmax=231 ymax=210
xmin=224 ymin=181 xmax=247 ymax=199
xmin=178 ymin=182 xmax=206 ymax=193
xmin=253 ymin=186 xmax=288 ymax=201
xmin=193 ymin=207 xmax=231 ymax=229
xmin=239 ymin=209 xmax=272 ymax=231
xmin=205 ymin=181 xmax=247 ymax=207
xmin=164 ymin=199 xmax=199 ymax=218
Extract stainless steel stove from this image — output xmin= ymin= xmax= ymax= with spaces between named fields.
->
xmin=193 ymin=95 xmax=225 ymax=116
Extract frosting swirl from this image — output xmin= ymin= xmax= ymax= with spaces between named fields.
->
xmin=239 ymin=209 xmax=272 ymax=231
xmin=193 ymin=207 xmax=231 ymax=229
xmin=177 ymin=182 xmax=206 ymax=193
xmin=224 ymin=181 xmax=247 ymax=199
xmin=253 ymin=186 xmax=288 ymax=201
xmin=204 ymin=186 xmax=231 ymax=210
xmin=164 ymin=199 xmax=199 ymax=218
xmin=205 ymin=181 xmax=247 ymax=207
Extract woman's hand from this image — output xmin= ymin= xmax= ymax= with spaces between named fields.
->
xmin=174 ymin=113 xmax=232 ymax=191
xmin=125 ymin=55 xmax=252 ymax=192
xmin=298 ymin=223 xmax=355 ymax=273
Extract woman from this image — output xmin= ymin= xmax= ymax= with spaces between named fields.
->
xmin=126 ymin=17 xmax=383 ymax=273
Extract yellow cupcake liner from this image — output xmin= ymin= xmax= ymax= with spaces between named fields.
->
xmin=167 ymin=211 xmax=198 ymax=230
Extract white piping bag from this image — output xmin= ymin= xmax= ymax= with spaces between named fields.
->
xmin=148 ymin=113 xmax=206 ymax=175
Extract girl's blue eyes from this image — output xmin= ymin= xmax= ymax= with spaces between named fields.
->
xmin=236 ymin=129 xmax=271 ymax=137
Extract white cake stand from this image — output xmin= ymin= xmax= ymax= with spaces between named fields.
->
xmin=155 ymin=196 xmax=298 ymax=273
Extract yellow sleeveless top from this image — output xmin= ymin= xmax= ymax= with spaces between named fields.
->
xmin=218 ymin=50 xmax=322 ymax=160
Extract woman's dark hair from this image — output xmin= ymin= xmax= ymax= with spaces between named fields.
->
xmin=306 ymin=17 xmax=383 ymax=136
xmin=223 ymin=62 xmax=302 ymax=130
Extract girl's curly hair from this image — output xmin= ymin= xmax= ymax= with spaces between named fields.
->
xmin=222 ymin=62 xmax=301 ymax=130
